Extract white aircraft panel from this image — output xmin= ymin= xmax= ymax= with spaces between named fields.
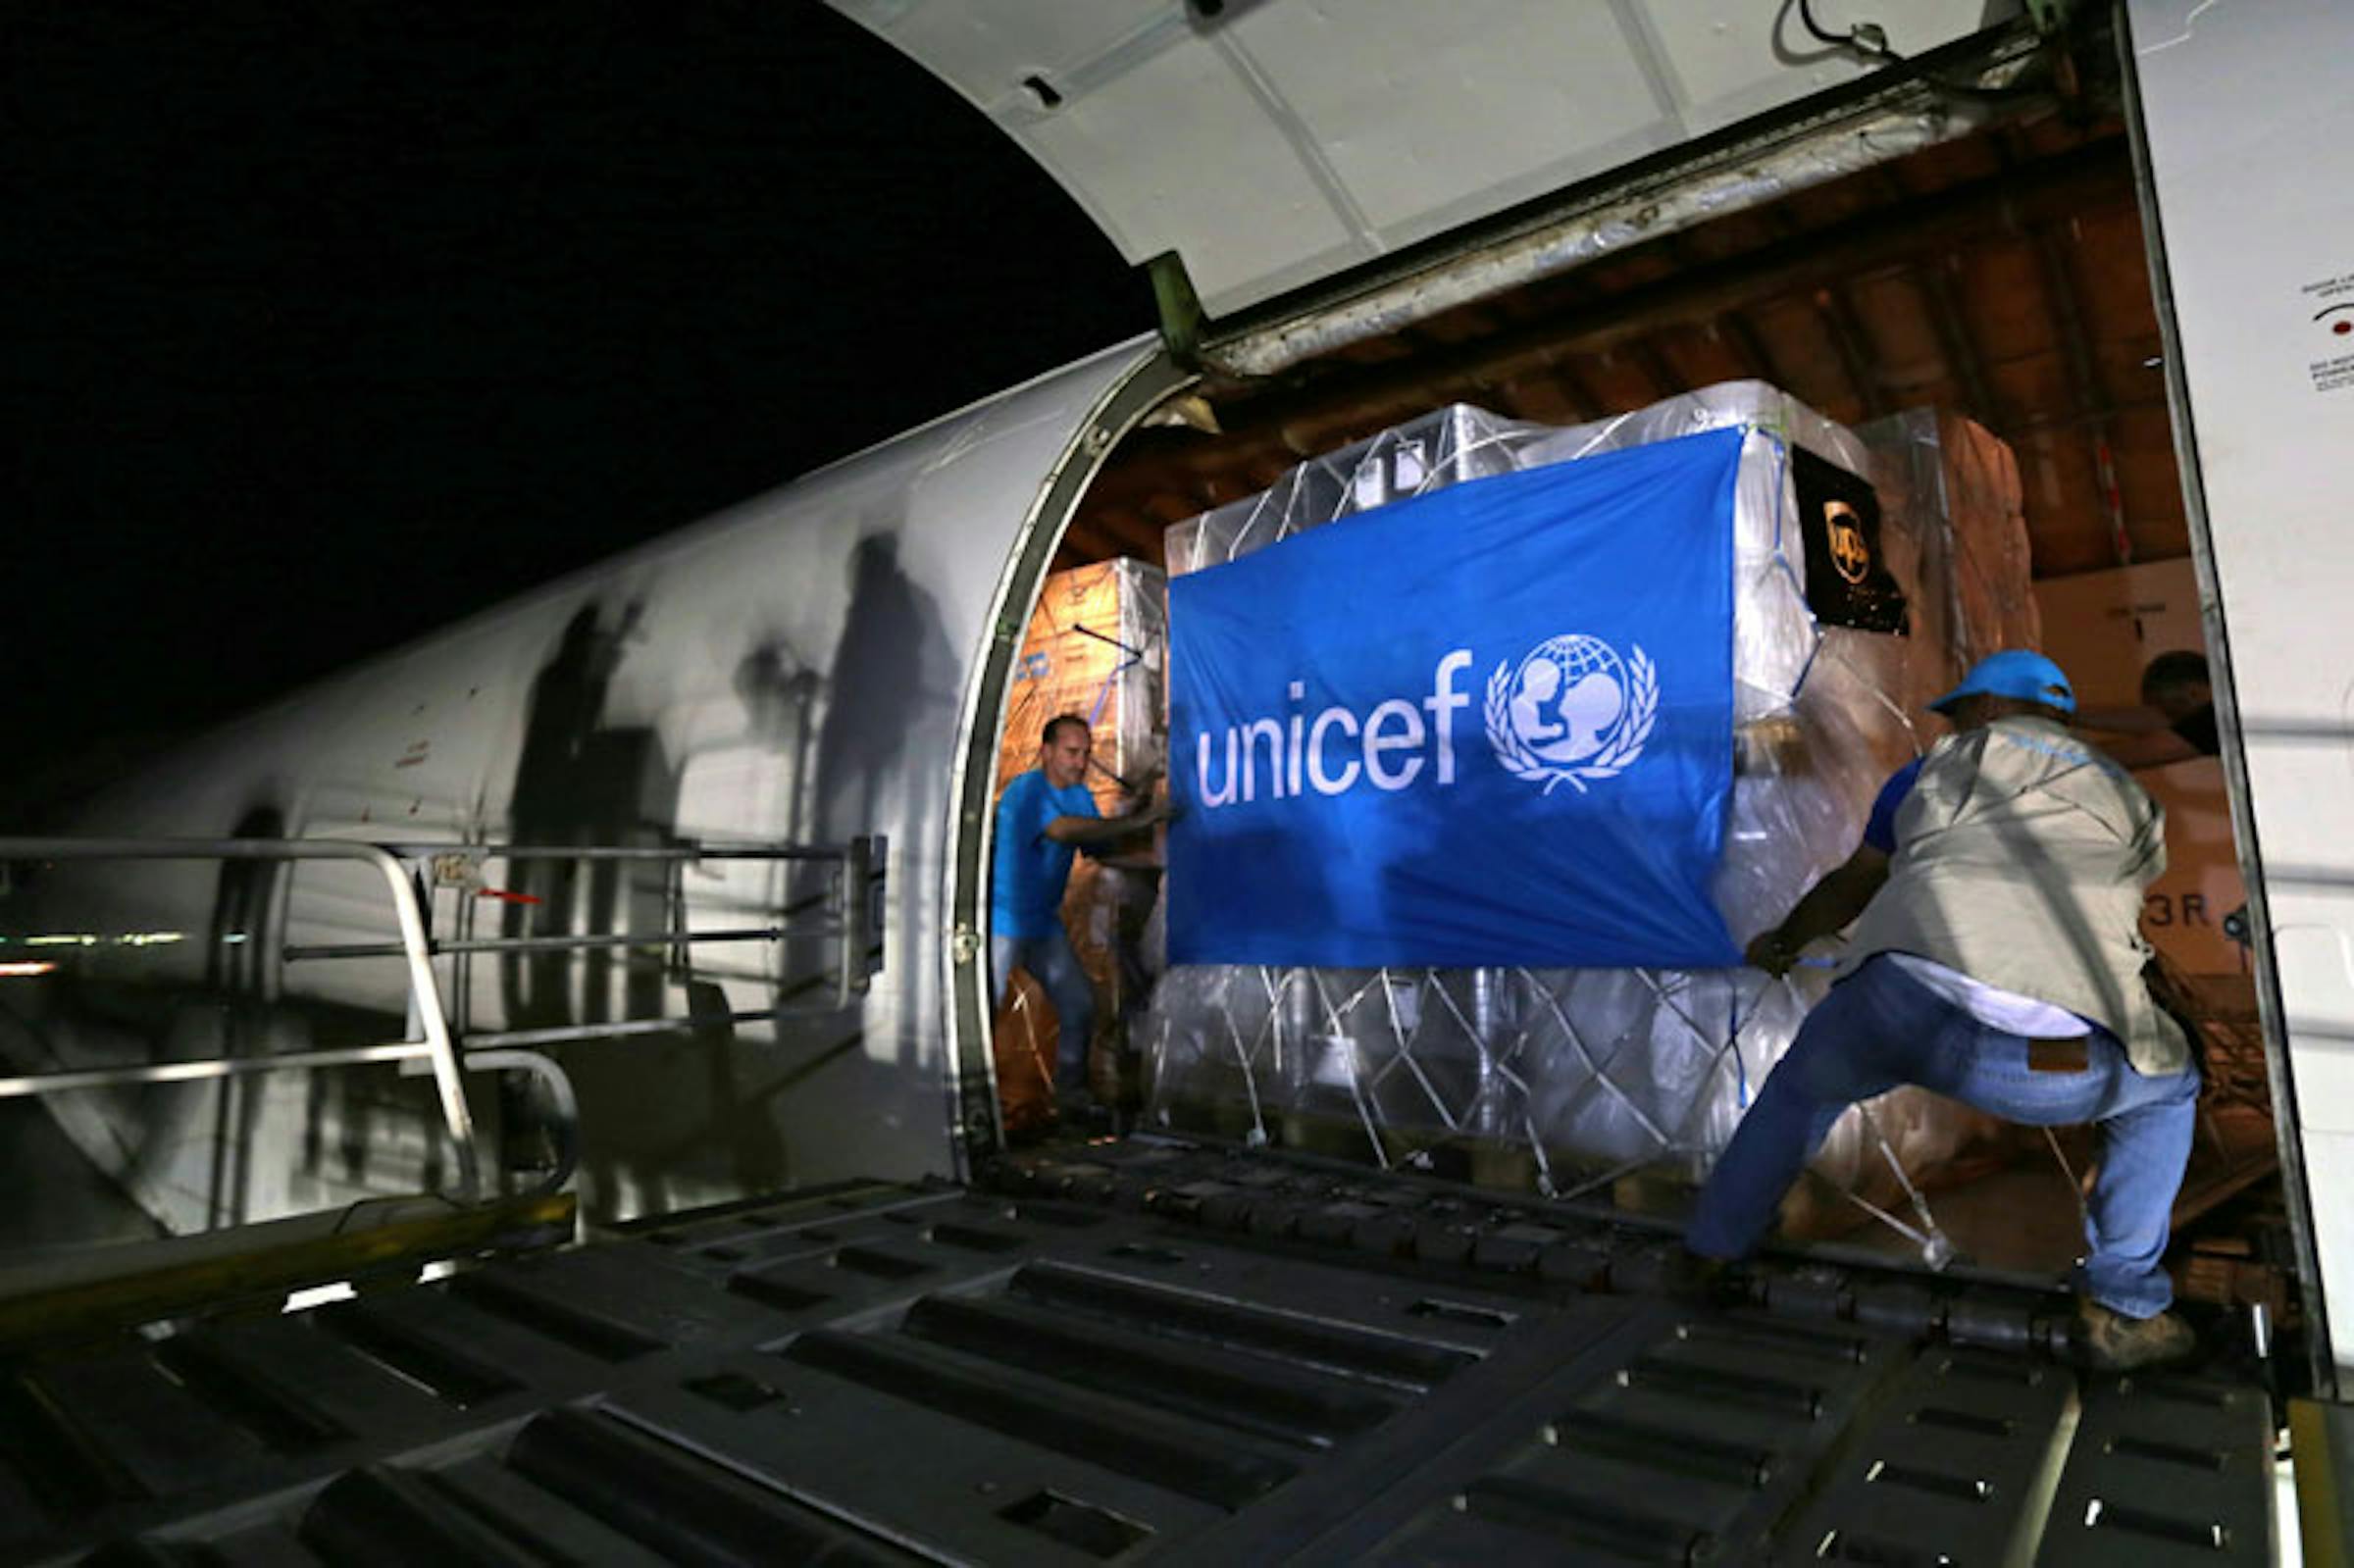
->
xmin=39 ymin=337 xmax=1168 ymax=1225
xmin=2126 ymin=0 xmax=2354 ymax=1385
xmin=1224 ymin=0 xmax=1666 ymax=240
xmin=1652 ymin=1 xmax=1993 ymax=135
xmin=830 ymin=0 xmax=1168 ymax=98
xmin=1020 ymin=25 xmax=1368 ymax=309
xmin=831 ymin=0 xmax=2016 ymax=315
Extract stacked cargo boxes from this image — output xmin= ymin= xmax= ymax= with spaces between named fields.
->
xmin=990 ymin=560 xmax=1167 ymax=1127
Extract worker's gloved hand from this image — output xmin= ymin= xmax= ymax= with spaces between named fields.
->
xmin=1745 ymin=928 xmax=1801 ymax=977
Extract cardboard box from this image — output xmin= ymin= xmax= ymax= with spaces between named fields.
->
xmin=990 ymin=559 xmax=1169 ymax=1116
xmin=2034 ymin=559 xmax=2245 ymax=977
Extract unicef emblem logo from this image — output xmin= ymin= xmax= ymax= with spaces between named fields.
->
xmin=1483 ymin=634 xmax=1659 ymax=793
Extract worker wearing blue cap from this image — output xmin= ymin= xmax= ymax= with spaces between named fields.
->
xmin=1685 ymin=649 xmax=2202 ymax=1370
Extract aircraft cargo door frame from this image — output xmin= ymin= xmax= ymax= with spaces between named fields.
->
xmin=941 ymin=348 xmax=1194 ymax=1163
xmin=2123 ymin=0 xmax=2354 ymax=1396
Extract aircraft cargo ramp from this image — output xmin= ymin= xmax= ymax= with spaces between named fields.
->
xmin=0 ymin=1139 xmax=2281 ymax=1565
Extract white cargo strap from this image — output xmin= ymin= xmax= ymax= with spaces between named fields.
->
xmin=2043 ymin=1125 xmax=2092 ymax=1231
xmin=1852 ymin=1098 xmax=1959 ymax=1270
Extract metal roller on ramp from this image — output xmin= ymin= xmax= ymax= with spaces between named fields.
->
xmin=0 ymin=1141 xmax=2281 ymax=1565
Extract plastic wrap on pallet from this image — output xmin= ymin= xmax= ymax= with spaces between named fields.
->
xmin=993 ymin=560 xmax=1168 ymax=1106
xmin=1146 ymin=384 xmax=2038 ymax=1209
xmin=1859 ymin=407 xmax=2041 ymax=717
xmin=995 ymin=559 xmax=1168 ymax=801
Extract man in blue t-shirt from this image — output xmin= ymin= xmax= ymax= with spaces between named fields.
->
xmin=992 ymin=714 xmax=1173 ymax=1104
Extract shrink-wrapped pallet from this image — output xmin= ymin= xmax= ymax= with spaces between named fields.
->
xmin=1147 ymin=384 xmax=2037 ymax=1222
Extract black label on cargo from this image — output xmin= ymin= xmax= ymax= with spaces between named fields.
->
xmin=1792 ymin=447 xmax=1908 ymax=635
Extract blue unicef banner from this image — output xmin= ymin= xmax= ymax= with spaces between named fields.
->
xmin=1166 ymin=426 xmax=1744 ymax=970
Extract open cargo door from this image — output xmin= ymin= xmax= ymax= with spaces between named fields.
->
xmin=828 ymin=1 xmax=2035 ymax=327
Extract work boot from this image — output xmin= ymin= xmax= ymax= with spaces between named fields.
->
xmin=2075 ymin=1297 xmax=2198 ymax=1371
xmin=1658 ymin=1246 xmax=1739 ymax=1310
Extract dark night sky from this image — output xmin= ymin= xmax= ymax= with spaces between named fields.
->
xmin=6 ymin=5 xmax=1150 ymax=809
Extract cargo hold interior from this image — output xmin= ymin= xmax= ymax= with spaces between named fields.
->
xmin=997 ymin=101 xmax=2291 ymax=1354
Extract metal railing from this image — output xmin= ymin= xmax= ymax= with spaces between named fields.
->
xmin=285 ymin=836 xmax=885 ymax=1041
xmin=0 ymin=833 xmax=889 ymax=1212
xmin=0 ymin=837 xmax=483 ymax=1198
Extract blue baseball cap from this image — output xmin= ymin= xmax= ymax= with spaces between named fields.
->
xmin=1929 ymin=650 xmax=2075 ymax=715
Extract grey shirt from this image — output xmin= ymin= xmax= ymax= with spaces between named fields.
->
xmin=1841 ymin=716 xmax=2192 ymax=1077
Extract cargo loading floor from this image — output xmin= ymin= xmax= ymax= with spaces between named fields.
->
xmin=1 ymin=1140 xmax=2278 ymax=1565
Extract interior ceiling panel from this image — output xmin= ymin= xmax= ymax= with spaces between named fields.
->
xmin=829 ymin=0 xmax=2021 ymax=315
xmin=1066 ymin=119 xmax=2190 ymax=587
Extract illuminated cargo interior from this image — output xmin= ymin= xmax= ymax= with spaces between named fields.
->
xmin=1001 ymin=105 xmax=2285 ymax=1323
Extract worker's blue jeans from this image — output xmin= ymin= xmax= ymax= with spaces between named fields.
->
xmin=991 ymin=930 xmax=1096 ymax=1093
xmin=1687 ymin=955 xmax=2200 ymax=1318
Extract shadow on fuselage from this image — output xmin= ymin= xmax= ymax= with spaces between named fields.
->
xmin=502 ymin=601 xmax=675 ymax=1031
xmin=810 ymin=532 xmax=952 ymax=1075
xmin=496 ymin=600 xmax=694 ymax=1211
